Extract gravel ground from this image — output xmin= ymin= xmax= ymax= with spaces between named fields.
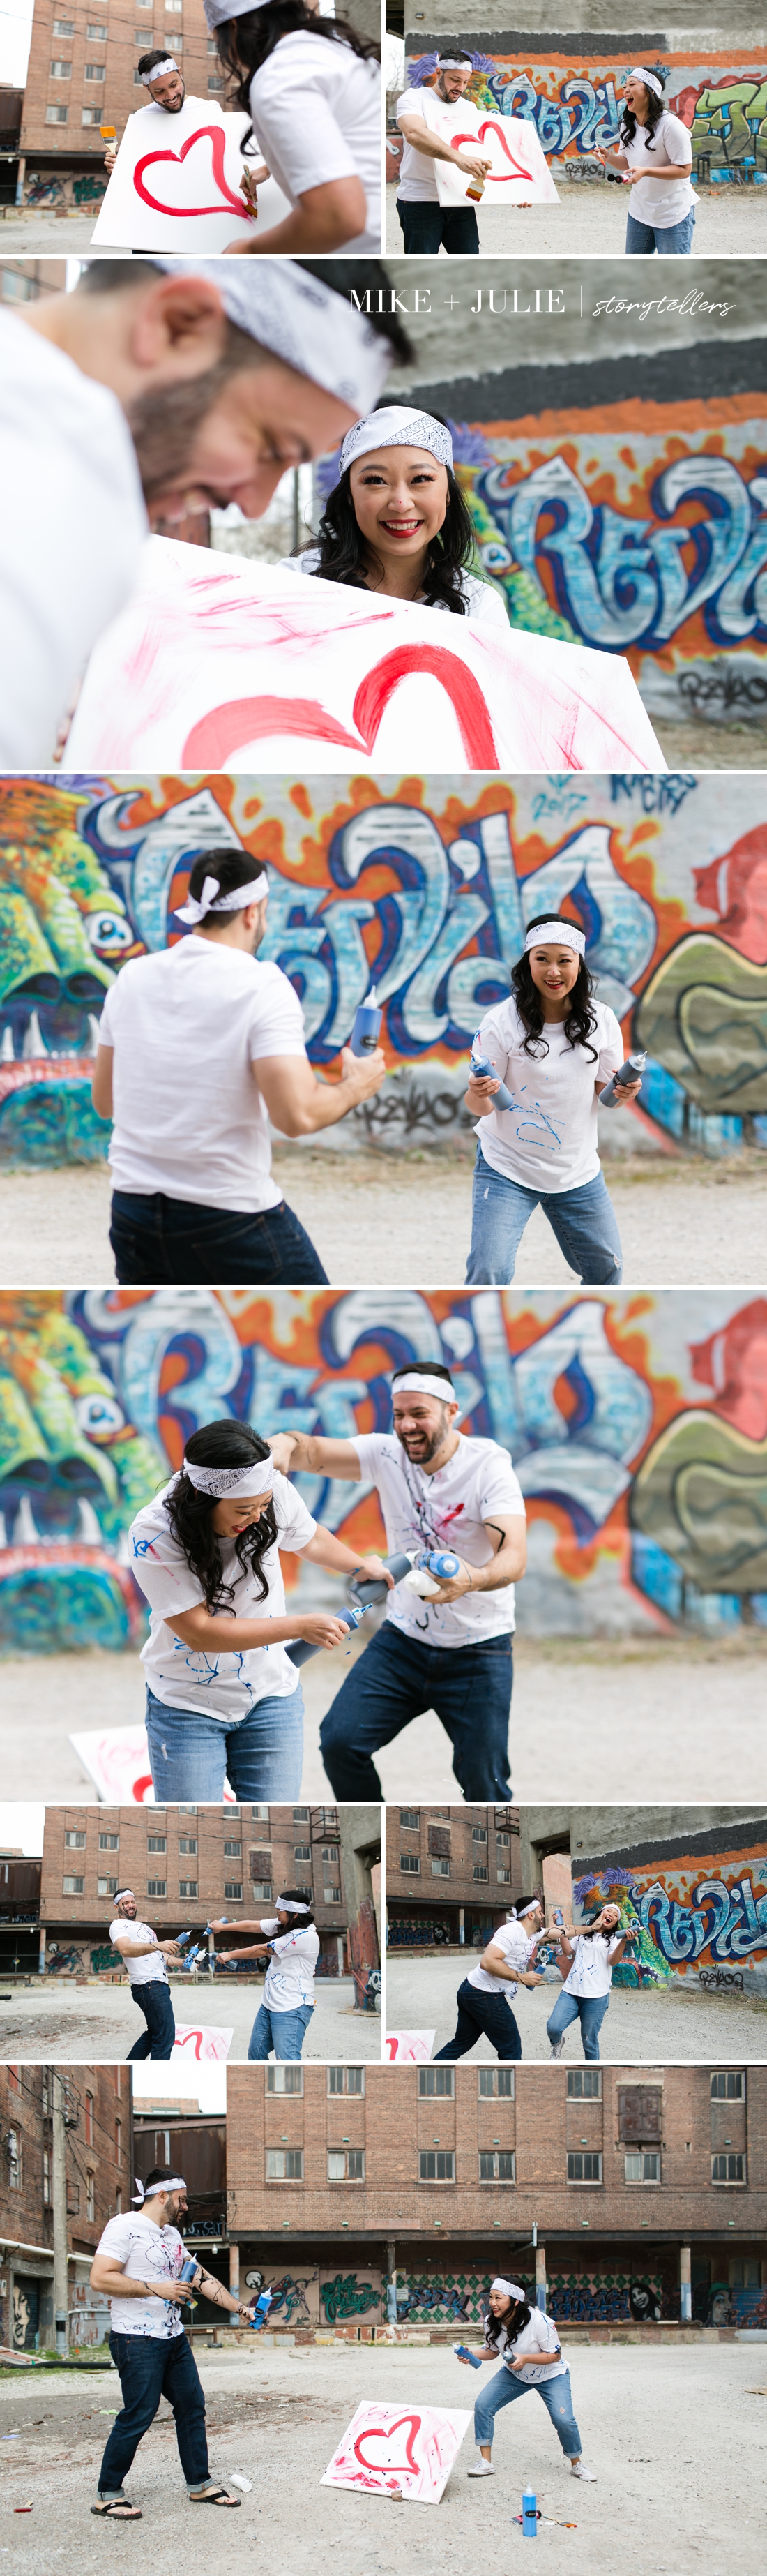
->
xmin=386 ymin=177 xmax=767 ymax=257
xmin=384 ymin=1950 xmax=767 ymax=2061
xmin=0 ymin=2342 xmax=763 ymax=2573
xmin=1 ymin=1152 xmax=766 ymax=1288
xmin=0 ymin=1974 xmax=378 ymax=2062
xmin=2 ymin=1630 xmax=765 ymax=1804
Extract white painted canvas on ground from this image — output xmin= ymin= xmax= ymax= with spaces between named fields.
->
xmin=63 ymin=537 xmax=666 ymax=777
xmin=321 ymin=2401 xmax=471 ymax=2503
xmin=384 ymin=2030 xmax=436 ymax=2062
xmin=69 ymin=1723 xmax=236 ymax=1805
xmin=173 ymin=2023 xmax=234 ymax=2061
xmin=90 ymin=94 xmax=290 ymax=250
xmin=407 ymin=87 xmax=559 ymax=205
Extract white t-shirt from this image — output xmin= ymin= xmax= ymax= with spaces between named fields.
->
xmin=562 ymin=1931 xmax=623 ymax=1998
xmin=280 ymin=551 xmax=508 ymax=630
xmin=250 ymin=35 xmax=380 ymax=248
xmin=97 ymin=2212 xmax=188 ymax=2338
xmin=468 ymin=1919 xmax=535 ymax=2002
xmin=473 ymin=993 xmax=623 ymax=1195
xmin=487 ymin=2306 xmax=566 ymax=2384
xmin=98 ymin=936 xmax=307 ymax=1210
xmin=620 ymin=111 xmax=695 ymax=224
xmin=395 ymin=86 xmax=448 ymax=202
xmin=0 ymin=308 xmax=147 ymax=767
xmin=110 ymin=1917 xmax=168 ymax=1987
xmin=351 ymin=1429 xmax=525 ymax=1645
xmin=131 ymin=1470 xmax=316 ymax=1721
xmin=259 ymin=1916 xmax=320 ymax=2011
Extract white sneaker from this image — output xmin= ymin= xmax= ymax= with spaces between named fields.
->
xmin=570 ymin=2461 xmax=597 ymax=2481
xmin=467 ymin=2455 xmax=495 ymax=2476
xmin=549 ymin=2037 xmax=566 ymax=2060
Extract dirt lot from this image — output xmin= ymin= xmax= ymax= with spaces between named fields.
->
xmin=0 ymin=1975 xmax=378 ymax=2063
xmin=0 ymin=2340 xmax=763 ymax=2574
xmin=386 ymin=176 xmax=767 ymax=257
xmin=385 ymin=1950 xmax=767 ymax=2062
xmin=1 ymin=1150 xmax=765 ymax=1288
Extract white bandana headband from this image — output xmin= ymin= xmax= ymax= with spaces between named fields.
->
xmin=436 ymin=58 xmax=471 ymax=68
xmin=141 ymin=57 xmax=179 ymax=82
xmin=132 ymin=2176 xmax=186 ymax=2203
xmin=153 ymin=261 xmax=393 ymax=417
xmin=491 ymin=2279 xmax=526 ymax=2300
xmin=174 ymin=871 xmax=268 ymax=926
xmin=276 ymin=1898 xmax=311 ymax=1915
xmin=340 ymin=407 xmax=453 ymax=478
xmin=184 ymin=1454 xmax=275 ymax=1498
xmin=114 ymin=1889 xmax=135 ymax=1906
xmin=524 ymin=919 xmax=586 ymax=958
xmin=392 ymin=1372 xmax=457 ymax=1402
xmin=629 ymin=66 xmax=664 ymax=98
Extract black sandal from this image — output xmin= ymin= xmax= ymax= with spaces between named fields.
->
xmin=91 ymin=2496 xmax=142 ymax=2520
xmin=189 ymin=2484 xmax=241 ymax=2507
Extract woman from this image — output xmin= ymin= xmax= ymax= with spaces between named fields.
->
xmin=129 ymin=1418 xmax=393 ymax=1801
xmin=596 ymin=67 xmax=696 ymax=255
xmin=457 ymin=2277 xmax=596 ymax=2483
xmin=434 ymin=1901 xmax=547 ymax=2063
xmin=281 ymin=406 xmax=510 ymax=623
xmin=546 ymin=1904 xmax=628 ymax=2062
xmin=212 ymin=1891 xmax=319 ymax=2060
xmin=206 ymin=0 xmax=380 ymax=253
xmin=464 ymin=913 xmax=642 ymax=1285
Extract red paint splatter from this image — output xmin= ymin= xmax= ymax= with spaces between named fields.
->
xmin=183 ymin=698 xmax=363 ymax=765
xmin=134 ymin=126 xmax=250 ymax=220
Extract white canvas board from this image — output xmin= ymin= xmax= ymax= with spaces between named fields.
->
xmin=69 ymin=1723 xmax=236 ymax=1804
xmin=63 ymin=537 xmax=666 ymax=777
xmin=173 ymin=2023 xmax=234 ymax=2061
xmin=384 ymin=2030 xmax=436 ymax=2062
xmin=321 ymin=2400 xmax=471 ymax=2503
xmin=408 ymin=89 xmax=559 ymax=206
xmin=90 ymin=93 xmax=291 ymax=251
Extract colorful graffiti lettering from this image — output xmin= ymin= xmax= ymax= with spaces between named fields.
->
xmin=690 ymin=80 xmax=767 ymax=167
xmin=574 ymin=1835 xmax=767 ymax=1977
xmin=72 ymin=174 xmax=107 ymax=204
xmin=25 ymin=172 xmax=65 ymax=204
xmin=321 ymin=2274 xmax=381 ymax=2323
xmin=406 ymin=54 xmax=767 ymax=176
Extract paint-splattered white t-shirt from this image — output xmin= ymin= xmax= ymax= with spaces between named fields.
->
xmin=468 ymin=1919 xmax=537 ymax=2003
xmin=487 ymin=2305 xmax=566 ymax=2383
xmin=562 ymin=1931 xmax=623 ymax=1998
xmin=473 ymin=993 xmax=624 ymax=1194
xmin=109 ymin=1917 xmax=168 ymax=1987
xmin=259 ymin=1917 xmax=320 ymax=2011
xmin=130 ymin=1471 xmax=316 ymax=1720
xmin=96 ymin=2213 xmax=188 ymax=2338
xmin=350 ymin=1429 xmax=525 ymax=1643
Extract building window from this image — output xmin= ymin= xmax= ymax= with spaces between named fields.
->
xmin=625 ymin=2152 xmax=660 ymax=2184
xmin=251 ymin=1807 xmax=269 ymax=1822
xmin=711 ymin=2072 xmax=745 ymax=2100
xmin=400 ymin=1855 xmax=420 ymax=1874
xmin=43 ymin=2146 xmax=51 ymax=2205
xmin=8 ymin=2132 xmax=21 ymax=2191
xmin=147 ymin=1836 xmax=166 ymax=1854
xmin=50 ymin=58 xmax=73 ymax=75
xmin=63 ymin=1875 xmax=84 ymax=1894
xmin=318 ymin=1810 xmax=337 ymax=1829
xmin=567 ymin=2070 xmax=602 ymax=2099
xmin=98 ymin=1833 xmax=119 ymax=1851
xmin=146 ymin=1878 xmax=166 ymax=1898
xmin=223 ymin=1840 xmax=241 ymax=1857
xmin=400 ymin=1811 xmax=418 ymax=1829
xmin=84 ymin=61 xmax=106 ymax=77
xmin=224 ymin=1882 xmax=243 ymax=1902
xmin=266 ymin=2149 xmax=303 ymax=2179
xmin=179 ymin=1881 xmax=198 ymax=1899
xmin=115 ymin=2189 xmax=122 ymax=2212
xmin=472 ymin=1827 xmax=487 ymax=1843
xmin=431 ymin=1859 xmax=450 ymax=1878
xmin=711 ymin=2154 xmax=745 ymax=2185
xmin=179 ymin=1839 xmax=197 ymax=1856
xmin=266 ymin=2067 xmax=303 ymax=2094
xmin=328 ymin=2067 xmax=364 ymax=2095
xmin=67 ymin=2181 xmax=80 ymax=2215
xmin=116 ymin=2120 xmax=122 ymax=2165
xmin=418 ymin=2067 xmax=453 ymax=2097
xmin=84 ymin=2092 xmax=93 ymax=2147
xmin=45 ymin=103 xmax=69 ymax=117
xmin=293 ymin=1809 xmax=309 ymax=1822
xmin=478 ymin=2067 xmax=514 ymax=2097
xmin=321 ymin=1845 xmax=339 ymax=1864
xmin=86 ymin=2172 xmax=96 ymax=2223
xmin=207 ymin=33 xmax=218 ymax=47
xmin=251 ymin=1882 xmax=272 ymax=1900
xmin=328 ymin=2149 xmax=365 ymax=2181
xmin=472 ymin=1865 xmax=488 ymax=1882
xmin=97 ymin=1878 xmax=118 ymax=1898
xmin=294 ymin=1846 xmax=310 ymax=1862
xmin=496 ymin=1868 xmax=511 ymax=1883
xmin=82 ymin=110 xmax=95 ymax=121
xmin=479 ymin=2150 xmax=515 ymax=2182
xmin=65 ymin=1830 xmax=86 ymax=1848
xmin=418 ymin=2151 xmax=455 ymax=2182
xmin=567 ymin=2152 xmax=602 ymax=2184
xmin=86 ymin=20 xmax=108 ymax=34
xmin=496 ymin=1832 xmax=510 ymax=1848
xmin=324 ymin=1887 xmax=342 ymax=1905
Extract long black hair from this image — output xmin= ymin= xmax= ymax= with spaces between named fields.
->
xmin=275 ymin=1887 xmax=316 ymax=1926
xmin=485 ymin=2289 xmax=532 ymax=2346
xmin=215 ymin=3 xmax=378 ymax=156
xmin=164 ymin=1421 xmax=277 ymax=1614
xmin=620 ymin=68 xmax=667 ymax=151
xmin=509 ymin=912 xmax=598 ymax=1063
xmin=308 ymin=407 xmax=478 ymax=615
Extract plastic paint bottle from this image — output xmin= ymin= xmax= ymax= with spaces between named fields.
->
xmin=404 ymin=1548 xmax=462 ymax=1600
xmin=179 ymin=2258 xmax=199 ymax=2284
xmin=522 ymin=2485 xmax=538 ymax=2537
xmin=250 ymin=2288 xmax=273 ymax=2328
xmin=348 ymin=1550 xmax=416 ymax=1606
xmin=470 ymin=1038 xmax=515 ymax=1113
xmin=598 ymin=1049 xmax=646 ymax=1107
xmin=174 ymin=1929 xmax=193 ymax=1948
xmin=349 ymin=987 xmax=382 ymax=1056
xmin=287 ymin=1603 xmax=364 ymax=1668
xmin=453 ymin=2343 xmax=483 ymax=2369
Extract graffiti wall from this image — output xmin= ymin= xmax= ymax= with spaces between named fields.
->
xmin=3 ymin=773 xmax=766 ymax=1166
xmin=573 ymin=1820 xmax=767 ymax=1991
xmin=1 ymin=1286 xmax=767 ymax=1653
xmin=403 ymin=46 xmax=767 ymax=178
xmin=22 ymin=168 xmax=107 ymax=209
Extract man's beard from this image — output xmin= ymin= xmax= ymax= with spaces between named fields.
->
xmin=395 ymin=1407 xmax=449 ymax=1466
xmin=126 ymin=359 xmax=239 ymax=507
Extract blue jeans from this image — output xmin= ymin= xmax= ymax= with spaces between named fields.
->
xmin=99 ymin=2332 xmax=208 ymax=2494
xmin=109 ymin=1189 xmax=327 ymax=1286
xmin=396 ymin=196 xmax=479 ymax=253
xmin=434 ymin=1977 xmax=522 ymax=2062
xmin=466 ymin=1147 xmax=623 ymax=1285
xmin=319 ymin=1620 xmax=513 ymax=1802
xmin=474 ymin=2362 xmax=582 ymax=2459
xmin=145 ymin=1681 xmax=304 ymax=1801
xmin=625 ymin=208 xmax=695 ymax=254
xmin=546 ymin=1989 xmax=610 ymax=2060
xmin=248 ymin=2000 xmax=314 ymax=2060
xmin=127 ymin=1977 xmax=176 ymax=2062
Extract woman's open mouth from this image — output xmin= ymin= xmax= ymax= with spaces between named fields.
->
xmin=379 ymin=518 xmax=423 ymax=538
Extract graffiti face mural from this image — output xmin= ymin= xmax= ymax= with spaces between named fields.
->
xmin=3 ymin=773 xmax=767 ymax=1166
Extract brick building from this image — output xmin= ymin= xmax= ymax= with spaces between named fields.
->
xmin=0 ymin=1850 xmax=42 ymax=1977
xmin=17 ymin=0 xmax=215 ymax=212
xmin=39 ymin=1802 xmax=375 ymax=1978
xmin=386 ymin=1806 xmax=523 ymax=1948
xmin=0 ymin=2062 xmax=128 ymax=2350
xmin=225 ymin=2062 xmax=767 ymax=2332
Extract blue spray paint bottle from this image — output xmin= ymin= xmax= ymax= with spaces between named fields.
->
xmin=598 ymin=1049 xmax=646 ymax=1107
xmin=522 ymin=2485 xmax=538 ymax=2536
xmin=453 ymin=2343 xmax=482 ymax=2369
xmin=348 ymin=1550 xmax=416 ymax=1606
xmin=349 ymin=987 xmax=382 ymax=1056
xmin=250 ymin=2287 xmax=273 ymax=2329
xmin=288 ymin=1603 xmax=365 ymax=1668
xmin=470 ymin=1033 xmax=515 ymax=1114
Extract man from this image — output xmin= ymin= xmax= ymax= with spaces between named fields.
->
xmin=90 ymin=2166 xmax=254 ymax=2517
xmin=92 ymin=848 xmax=386 ymax=1284
xmin=396 ymin=52 xmax=492 ymax=255
xmin=434 ymin=1898 xmax=547 ymax=2062
xmin=103 ymin=52 xmax=189 ymax=174
xmin=268 ymin=1359 xmax=527 ymax=1799
xmin=109 ymin=1888 xmax=181 ymax=2061
xmin=0 ymin=255 xmax=409 ymax=765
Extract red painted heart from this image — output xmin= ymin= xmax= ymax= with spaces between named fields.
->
xmin=354 ymin=2416 xmax=422 ymax=2476
xmin=451 ymin=119 xmax=534 ymax=184
xmin=182 ymin=645 xmax=499 ymax=770
xmin=134 ymin=125 xmax=250 ymax=220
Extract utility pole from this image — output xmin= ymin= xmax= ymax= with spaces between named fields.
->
xmin=51 ymin=2072 xmax=68 ymax=2355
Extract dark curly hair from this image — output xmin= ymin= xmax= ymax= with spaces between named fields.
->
xmin=307 ymin=407 xmax=478 ymax=615
xmin=620 ymin=68 xmax=667 ymax=151
xmin=484 ymin=2289 xmax=533 ymax=2347
xmin=215 ymin=3 xmax=378 ymax=157
xmin=509 ymin=912 xmax=598 ymax=1063
xmin=164 ymin=1421 xmax=277 ymax=1615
